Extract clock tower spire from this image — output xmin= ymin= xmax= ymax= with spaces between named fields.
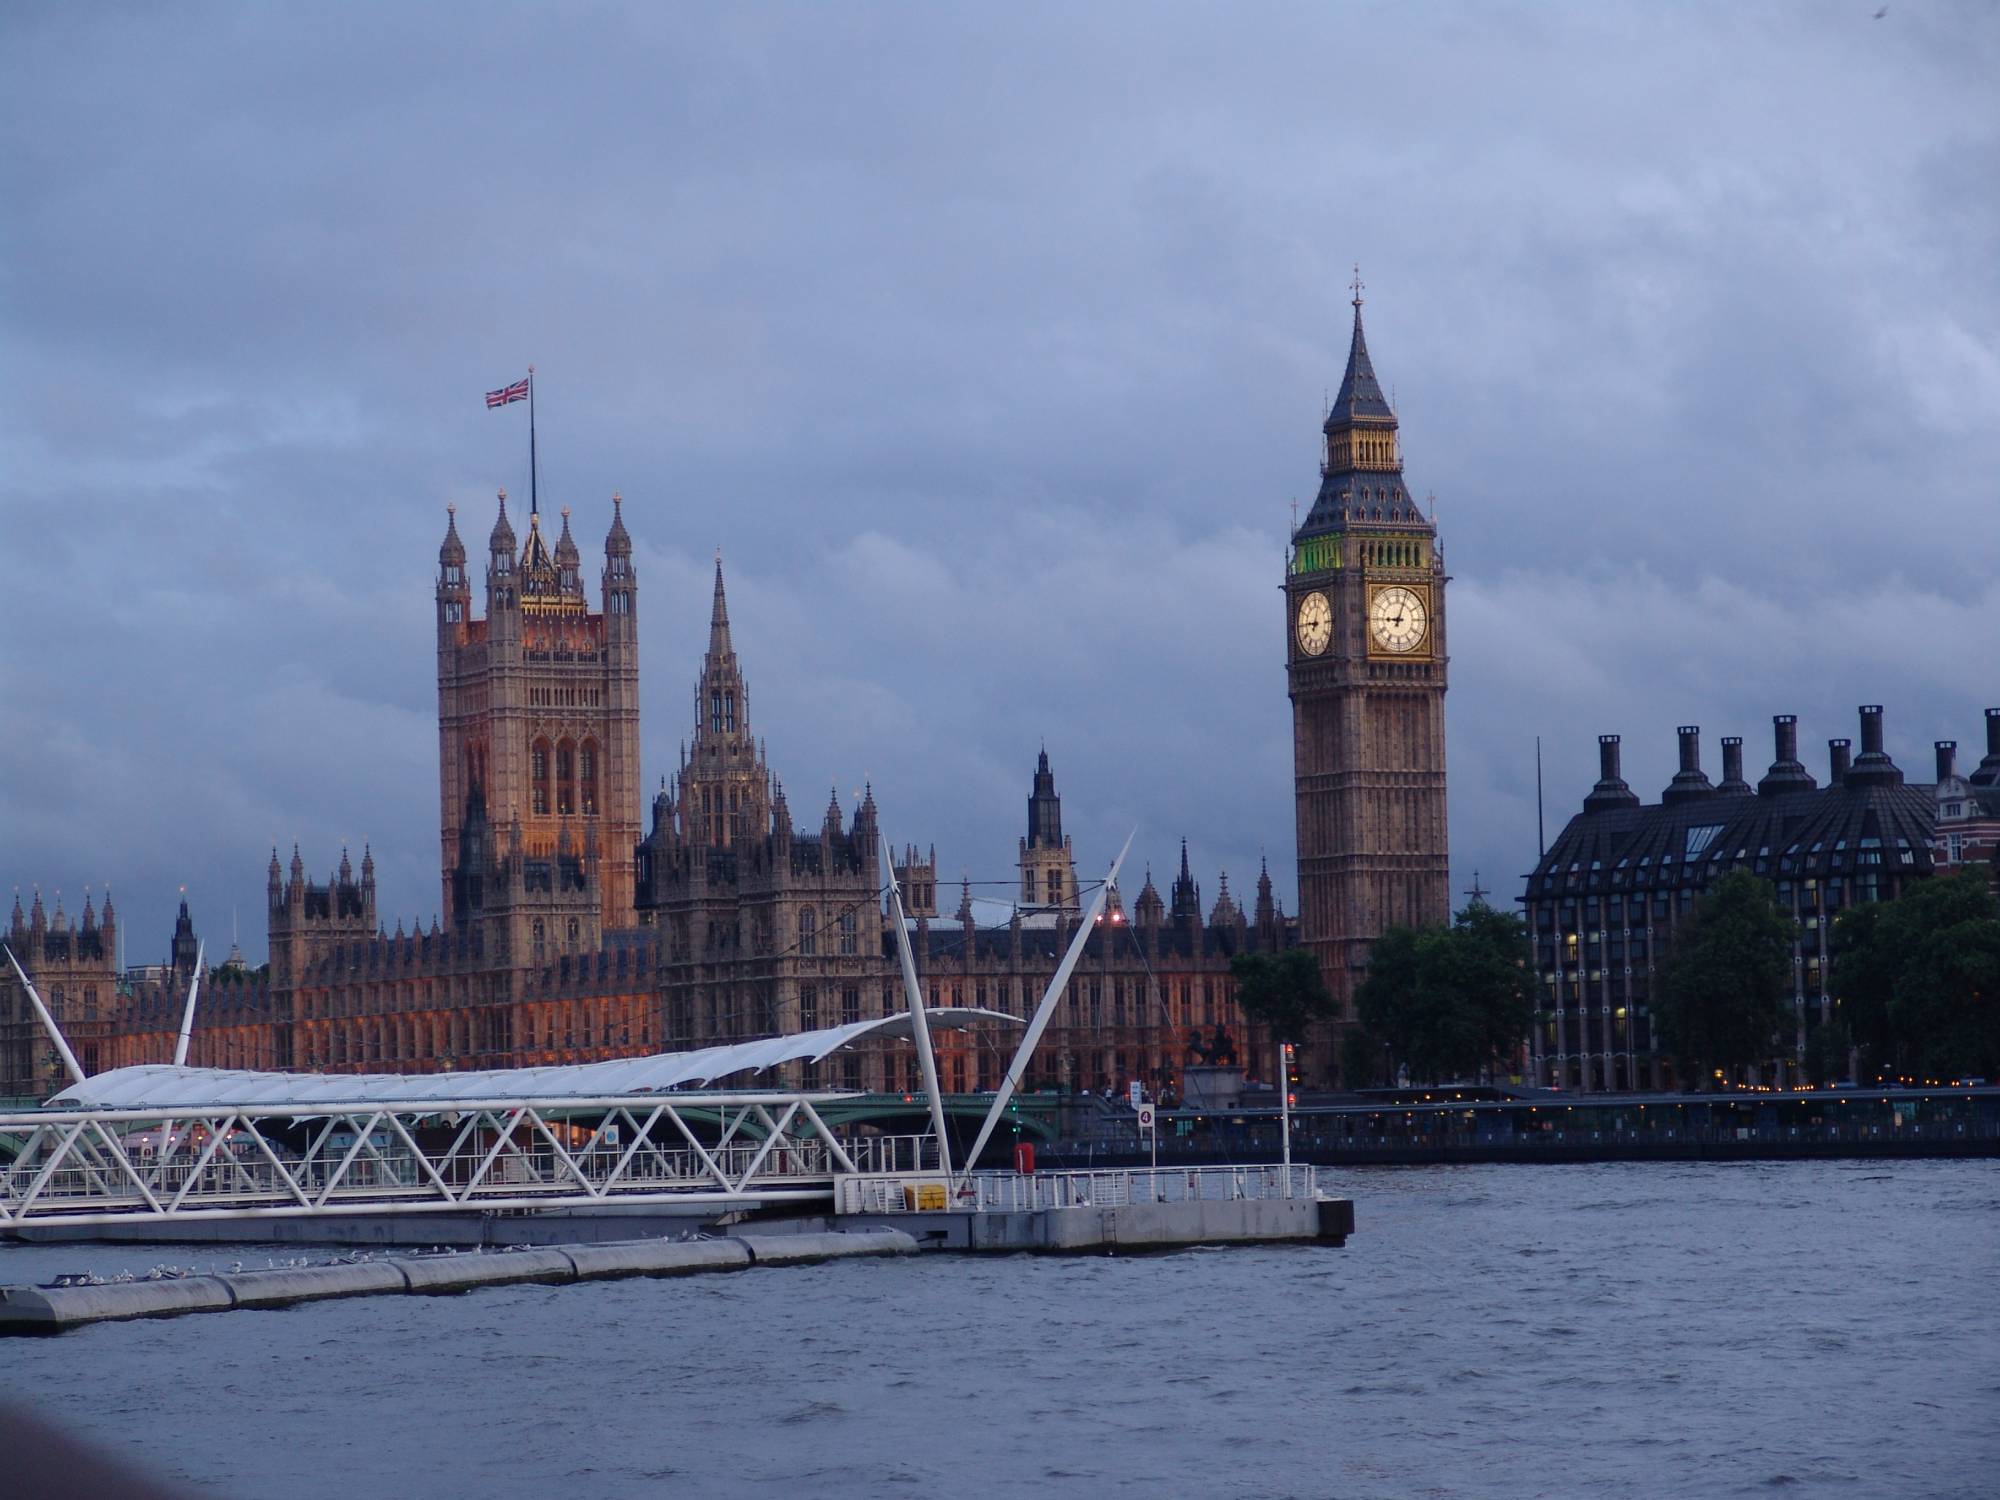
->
xmin=1285 ymin=276 xmax=1451 ymax=1079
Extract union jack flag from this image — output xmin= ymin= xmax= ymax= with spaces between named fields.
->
xmin=485 ymin=376 xmax=530 ymax=409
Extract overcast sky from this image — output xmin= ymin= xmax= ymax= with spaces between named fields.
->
xmin=3 ymin=2 xmax=1995 ymax=965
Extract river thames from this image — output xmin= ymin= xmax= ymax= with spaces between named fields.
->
xmin=2 ymin=1159 xmax=1993 ymax=1499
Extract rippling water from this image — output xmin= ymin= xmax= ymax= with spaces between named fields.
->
xmin=2 ymin=1160 xmax=1994 ymax=1499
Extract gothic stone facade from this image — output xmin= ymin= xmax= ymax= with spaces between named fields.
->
xmin=14 ymin=490 xmax=1297 ymax=1104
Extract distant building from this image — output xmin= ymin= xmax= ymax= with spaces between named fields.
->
xmin=1 ymin=890 xmax=116 ymax=1098
xmin=1523 ymin=706 xmax=1997 ymax=1093
xmin=8 ymin=492 xmax=1298 ymax=1104
xmin=1932 ymin=711 xmax=2000 ymax=892
xmin=1284 ymin=283 xmax=1451 ymax=1080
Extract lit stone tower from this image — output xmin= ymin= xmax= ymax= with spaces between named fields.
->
xmin=1285 ymin=277 xmax=1450 ymax=1052
xmin=436 ymin=492 xmax=642 ymax=930
xmin=1017 ymin=748 xmax=1079 ymax=912
xmin=676 ymin=557 xmax=771 ymax=849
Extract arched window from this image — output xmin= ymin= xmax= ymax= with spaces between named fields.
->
xmin=580 ymin=739 xmax=598 ymax=816
xmin=532 ymin=919 xmax=545 ymax=961
xmin=556 ymin=740 xmax=575 ymax=815
xmin=724 ymin=691 xmax=736 ymax=732
xmin=710 ymin=692 xmax=722 ymax=734
xmin=567 ymin=918 xmax=579 ymax=948
xmin=532 ymin=739 xmax=551 ymax=816
xmin=799 ymin=908 xmax=817 ymax=955
xmin=838 ymin=910 xmax=857 ymax=955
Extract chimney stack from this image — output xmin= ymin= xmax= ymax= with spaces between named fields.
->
xmin=1758 ymin=714 xmax=1816 ymax=798
xmin=1936 ymin=741 xmax=1958 ymax=783
xmin=1584 ymin=733 xmax=1640 ymax=814
xmin=1859 ymin=705 xmax=1884 ymax=756
xmin=1847 ymin=704 xmax=1903 ymax=787
xmin=1830 ymin=738 xmax=1852 ymax=783
xmin=1662 ymin=725 xmax=1716 ymax=805
xmin=1976 ymin=708 xmax=2000 ymax=788
xmin=1718 ymin=736 xmax=1751 ymax=795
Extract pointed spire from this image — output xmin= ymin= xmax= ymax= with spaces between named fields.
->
xmin=29 ymin=888 xmax=45 ymax=933
xmin=101 ymin=886 xmax=114 ymax=925
xmin=1027 ymin=746 xmax=1062 ymax=848
xmin=1210 ymin=871 xmax=1241 ymax=927
xmin=709 ymin=551 xmax=733 ymax=654
xmin=489 ymin=489 xmax=516 ymax=553
xmin=1326 ymin=267 xmax=1395 ymax=429
xmin=81 ymin=893 xmax=96 ymax=931
xmin=1135 ymin=867 xmax=1164 ymax=924
xmin=338 ymin=846 xmax=354 ymax=883
xmin=1170 ymin=840 xmax=1201 ymax=921
xmin=605 ymin=492 xmax=632 ymax=557
xmin=290 ymin=843 xmax=305 ymax=883
xmin=957 ymin=878 xmax=974 ymax=923
xmin=518 ymin=507 xmax=557 ymax=593
xmin=554 ymin=505 xmax=582 ymax=594
xmin=440 ymin=503 xmax=466 ymax=566
xmin=51 ymin=890 xmax=66 ymax=930
xmin=360 ymin=843 xmax=375 ymax=884
xmin=9 ymin=889 xmax=23 ymax=934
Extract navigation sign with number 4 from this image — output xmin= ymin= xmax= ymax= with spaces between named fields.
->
xmin=1136 ymin=1103 xmax=1156 ymax=1131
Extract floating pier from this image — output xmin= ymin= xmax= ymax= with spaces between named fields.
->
xmin=0 ymin=1228 xmax=917 ymax=1335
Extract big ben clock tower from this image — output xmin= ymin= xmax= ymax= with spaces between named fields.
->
xmin=1287 ymin=276 xmax=1450 ymax=1057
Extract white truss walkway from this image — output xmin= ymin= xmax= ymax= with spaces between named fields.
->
xmin=0 ymin=1012 xmax=1000 ymax=1233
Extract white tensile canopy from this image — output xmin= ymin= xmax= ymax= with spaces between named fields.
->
xmin=45 ymin=1008 xmax=1018 ymax=1111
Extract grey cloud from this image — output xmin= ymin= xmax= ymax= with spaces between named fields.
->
xmin=3 ymin=2 xmax=1995 ymax=959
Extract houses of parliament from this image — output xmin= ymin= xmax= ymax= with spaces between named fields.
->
xmin=3 ymin=297 xmax=1450 ymax=1103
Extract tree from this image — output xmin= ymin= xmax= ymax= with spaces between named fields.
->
xmin=1352 ymin=905 xmax=1532 ymax=1084
xmin=1229 ymin=948 xmax=1338 ymax=1048
xmin=1655 ymin=870 xmax=1794 ymax=1087
xmin=1832 ymin=871 xmax=2000 ymax=1082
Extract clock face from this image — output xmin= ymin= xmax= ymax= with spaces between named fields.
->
xmin=1295 ymin=591 xmax=1332 ymax=656
xmin=1369 ymin=585 xmax=1428 ymax=654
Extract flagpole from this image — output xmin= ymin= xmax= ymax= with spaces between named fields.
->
xmin=528 ymin=364 xmax=538 ymax=516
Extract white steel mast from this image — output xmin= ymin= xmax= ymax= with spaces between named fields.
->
xmin=879 ymin=831 xmax=952 ymax=1176
xmin=173 ymin=939 xmax=206 ymax=1068
xmin=3 ymin=942 xmax=87 ymax=1087
xmin=961 ymin=831 xmax=1132 ymax=1181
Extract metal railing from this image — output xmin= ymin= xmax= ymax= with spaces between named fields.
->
xmin=0 ymin=1097 xmax=932 ymax=1230
xmin=833 ymin=1162 xmax=1319 ymax=1215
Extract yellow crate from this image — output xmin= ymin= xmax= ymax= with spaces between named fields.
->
xmin=902 ymin=1182 xmax=947 ymax=1211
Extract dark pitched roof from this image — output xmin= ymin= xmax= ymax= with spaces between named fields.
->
xmin=1324 ymin=302 xmax=1395 ymax=429
xmin=1527 ymin=777 xmax=1938 ymax=901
